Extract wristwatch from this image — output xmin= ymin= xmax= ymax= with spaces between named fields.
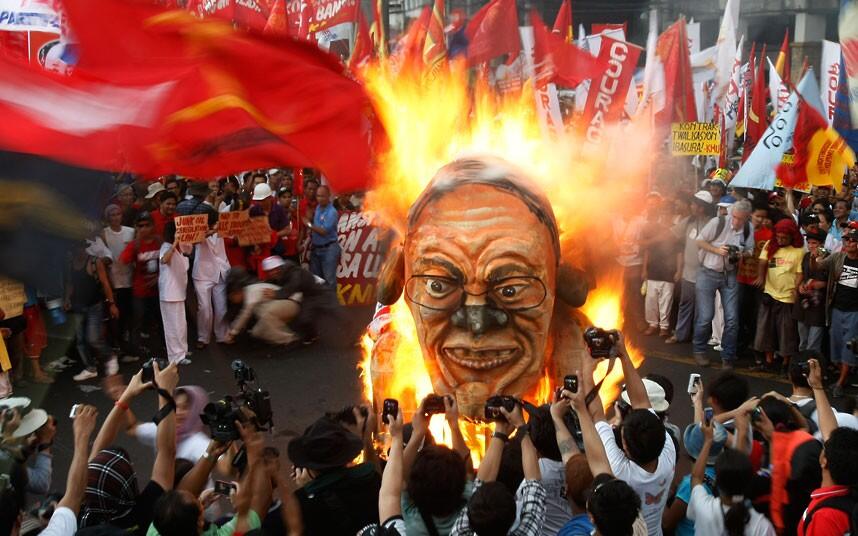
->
xmin=515 ymin=424 xmax=530 ymax=438
xmin=492 ymin=431 xmax=510 ymax=443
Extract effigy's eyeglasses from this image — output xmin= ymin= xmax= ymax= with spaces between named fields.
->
xmin=404 ymin=275 xmax=547 ymax=312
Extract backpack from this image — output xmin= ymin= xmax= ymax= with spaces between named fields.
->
xmin=796 ymin=400 xmax=820 ymax=435
xmin=713 ymin=215 xmax=752 ymax=243
xmin=802 ymin=489 xmax=858 ymax=534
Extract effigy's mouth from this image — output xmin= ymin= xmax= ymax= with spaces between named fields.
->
xmin=442 ymin=346 xmax=520 ymax=370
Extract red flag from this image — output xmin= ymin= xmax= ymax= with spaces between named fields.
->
xmin=775 ymin=29 xmax=790 ymax=80
xmin=655 ymin=19 xmax=697 ymax=127
xmin=187 ymin=0 xmax=269 ymax=31
xmin=349 ymin=8 xmax=373 ymax=69
xmin=370 ymin=0 xmax=386 ymax=57
xmin=307 ymin=0 xmax=359 ymax=33
xmin=532 ymin=10 xmax=602 ymax=89
xmin=6 ymin=0 xmax=378 ymax=191
xmin=395 ymin=6 xmax=431 ymax=73
xmin=580 ymin=35 xmax=642 ymax=147
xmin=422 ymin=0 xmax=447 ymax=76
xmin=744 ymin=44 xmax=767 ymax=162
xmin=465 ymin=0 xmax=520 ymax=66
xmin=264 ymin=0 xmax=288 ymax=36
xmin=552 ymin=0 xmax=573 ymax=43
xmin=592 ymin=22 xmax=627 ymax=36
xmin=776 ymin=98 xmax=856 ymax=187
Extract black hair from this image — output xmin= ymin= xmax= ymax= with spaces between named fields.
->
xmin=645 ymin=373 xmax=675 ymax=405
xmin=706 ymin=372 xmax=750 ymax=412
xmin=496 ymin=439 xmax=524 ymax=493
xmin=174 ymin=459 xmax=194 ymax=488
xmin=153 ymin=490 xmax=201 ymax=536
xmin=466 ymin=481 xmax=516 ymax=536
xmin=715 ymin=449 xmax=753 ymax=536
xmin=621 ymin=409 xmax=666 ymax=466
xmin=565 ymin=453 xmax=594 ymax=509
xmin=759 ymin=396 xmax=801 ymax=431
xmin=529 ymin=405 xmax=562 ymax=461
xmin=407 ymin=445 xmax=466 ymax=517
xmin=226 ymin=268 xmax=256 ymax=295
xmin=163 ymin=221 xmax=177 ymax=244
xmin=160 ymin=191 xmax=178 ymax=203
xmin=0 ymin=460 xmax=27 ymax=536
xmin=278 ymin=188 xmax=293 ymax=198
xmin=136 ymin=211 xmax=153 ymax=224
xmin=835 ymin=199 xmax=850 ymax=210
xmin=788 ymin=362 xmax=810 ymax=389
xmin=587 ymin=474 xmax=640 ymax=536
xmin=824 ymin=428 xmax=858 ymax=486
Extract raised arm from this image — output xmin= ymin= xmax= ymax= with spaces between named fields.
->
xmin=550 ymin=390 xmax=580 ymax=464
xmin=567 ymin=387 xmax=612 ymax=477
xmin=178 ymin=440 xmax=231 ymax=496
xmin=807 ymin=359 xmax=838 ymax=440
xmin=58 ymin=405 xmax=98 ymax=513
xmin=151 ymin=362 xmax=179 ymax=490
xmin=691 ymin=419 xmax=714 ymax=487
xmin=379 ymin=408 xmax=405 ymax=522
xmin=402 ymin=398 xmax=428 ymax=482
xmin=444 ymin=396 xmax=470 ymax=460
xmin=615 ymin=332 xmax=649 ymax=409
xmin=90 ymin=369 xmax=152 ymax=459
xmin=502 ymin=405 xmax=540 ymax=481
xmin=476 ymin=415 xmax=513 ymax=483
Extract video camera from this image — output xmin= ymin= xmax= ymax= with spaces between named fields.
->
xmin=200 ymin=360 xmax=273 ymax=442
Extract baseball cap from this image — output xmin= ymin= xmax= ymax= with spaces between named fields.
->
xmin=261 ymin=256 xmax=286 ymax=271
xmin=717 ymin=195 xmax=736 ymax=208
xmin=693 ymin=190 xmax=714 ymax=205
xmin=683 ymin=421 xmax=728 ymax=465
xmin=252 ymin=183 xmax=273 ymax=201
xmin=620 ymin=379 xmax=669 ymax=413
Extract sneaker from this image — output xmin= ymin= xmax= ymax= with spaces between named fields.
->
xmin=693 ymin=353 xmax=710 ymax=367
xmin=105 ymin=358 xmax=119 ymax=376
xmin=73 ymin=369 xmax=98 ymax=382
xmin=707 ymin=338 xmax=719 ymax=346
xmin=832 ymin=384 xmax=845 ymax=398
xmin=714 ymin=345 xmax=723 ymax=352
xmin=178 ymin=358 xmax=192 ymax=366
xmin=120 ymin=355 xmax=140 ymax=363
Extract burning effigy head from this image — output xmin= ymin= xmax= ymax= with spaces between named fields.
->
xmin=376 ymin=156 xmax=592 ymax=417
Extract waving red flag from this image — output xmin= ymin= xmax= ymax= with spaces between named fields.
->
xmin=1 ymin=0 xmax=378 ymax=192
xmin=552 ymin=0 xmax=572 ymax=43
xmin=532 ymin=9 xmax=602 ymax=89
xmin=349 ymin=8 xmax=373 ymax=70
xmin=465 ymin=0 xmax=520 ymax=66
xmin=744 ymin=44 xmax=767 ymax=162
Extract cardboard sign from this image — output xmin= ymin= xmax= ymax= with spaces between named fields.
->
xmin=0 ymin=278 xmax=26 ymax=319
xmin=175 ymin=214 xmax=209 ymax=244
xmin=238 ymin=216 xmax=272 ymax=246
xmin=334 ymin=211 xmax=381 ymax=306
xmin=217 ymin=210 xmax=250 ymax=238
xmin=670 ymin=122 xmax=721 ymax=155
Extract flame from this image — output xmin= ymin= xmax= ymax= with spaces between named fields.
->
xmin=356 ymin=57 xmax=656 ymax=461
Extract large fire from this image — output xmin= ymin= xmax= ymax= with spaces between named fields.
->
xmin=356 ymin=58 xmax=652 ymax=461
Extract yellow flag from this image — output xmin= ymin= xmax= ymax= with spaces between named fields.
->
xmin=805 ymin=127 xmax=857 ymax=187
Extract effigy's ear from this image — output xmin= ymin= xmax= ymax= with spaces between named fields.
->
xmin=556 ymin=262 xmax=591 ymax=308
xmin=376 ymin=245 xmax=405 ymax=306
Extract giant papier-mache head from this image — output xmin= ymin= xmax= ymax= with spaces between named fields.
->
xmin=377 ymin=156 xmax=592 ymax=417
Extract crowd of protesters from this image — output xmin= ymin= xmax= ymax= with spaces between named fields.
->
xmin=620 ymin=166 xmax=858 ymax=400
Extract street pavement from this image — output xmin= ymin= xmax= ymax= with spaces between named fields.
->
xmin=8 ymin=305 xmax=844 ymax=490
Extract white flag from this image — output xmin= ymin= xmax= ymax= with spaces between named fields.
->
xmin=723 ymin=35 xmax=745 ymax=130
xmin=821 ymin=40 xmax=842 ymax=126
xmin=713 ymin=0 xmax=740 ymax=101
xmin=731 ymin=69 xmax=823 ymax=190
xmin=520 ymin=27 xmax=564 ymax=139
xmin=636 ymin=8 xmax=664 ymax=116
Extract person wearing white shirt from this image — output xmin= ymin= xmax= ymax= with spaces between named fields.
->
xmin=102 ymin=204 xmax=136 ymax=358
xmin=192 ymin=226 xmax=230 ymax=348
xmin=159 ymin=223 xmax=190 ymax=365
xmin=687 ymin=422 xmax=775 ymax=536
xmin=224 ymin=273 xmax=301 ymax=346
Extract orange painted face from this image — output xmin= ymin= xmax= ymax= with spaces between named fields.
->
xmin=404 ymin=183 xmax=557 ymax=408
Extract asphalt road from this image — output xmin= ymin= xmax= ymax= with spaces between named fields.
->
xmin=6 ymin=305 xmax=833 ymax=491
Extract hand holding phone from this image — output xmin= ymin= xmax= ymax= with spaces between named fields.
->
xmin=687 ymin=373 xmax=701 ymax=395
xmin=69 ymin=404 xmax=81 ymax=419
xmin=703 ymin=407 xmax=714 ymax=426
xmin=214 ymin=480 xmax=237 ymax=496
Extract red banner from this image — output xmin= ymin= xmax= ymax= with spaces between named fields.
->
xmin=307 ymin=0 xmax=357 ymax=33
xmin=580 ymin=35 xmax=641 ymax=149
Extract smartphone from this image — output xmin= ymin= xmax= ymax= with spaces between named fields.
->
xmin=563 ymin=374 xmax=579 ymax=394
xmin=214 ymin=480 xmax=237 ymax=496
xmin=687 ymin=373 xmax=701 ymax=395
xmin=69 ymin=404 xmax=81 ymax=419
xmin=382 ymin=398 xmax=399 ymax=424
xmin=704 ymin=407 xmax=714 ymax=426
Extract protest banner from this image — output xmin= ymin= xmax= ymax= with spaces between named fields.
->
xmin=238 ymin=216 xmax=273 ymax=246
xmin=175 ymin=214 xmax=210 ymax=244
xmin=670 ymin=122 xmax=721 ymax=155
xmin=307 ymin=0 xmax=357 ymax=33
xmin=335 ymin=211 xmax=381 ymax=307
xmin=216 ymin=210 xmax=250 ymax=238
xmin=0 ymin=0 xmax=60 ymax=33
xmin=0 ymin=277 xmax=25 ymax=318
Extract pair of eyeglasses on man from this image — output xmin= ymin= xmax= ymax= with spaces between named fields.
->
xmin=405 ymin=275 xmax=547 ymax=311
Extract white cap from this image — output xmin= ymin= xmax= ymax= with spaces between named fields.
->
xmin=261 ymin=256 xmax=286 ymax=271
xmin=693 ymin=190 xmax=714 ymax=204
xmin=12 ymin=408 xmax=48 ymax=438
xmin=252 ymin=183 xmax=273 ymax=201
xmin=268 ymin=168 xmax=281 ymax=175
xmin=620 ymin=379 xmax=669 ymax=412
xmin=144 ymin=182 xmax=165 ymax=199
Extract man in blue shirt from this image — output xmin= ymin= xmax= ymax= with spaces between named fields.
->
xmin=303 ymin=185 xmax=340 ymax=288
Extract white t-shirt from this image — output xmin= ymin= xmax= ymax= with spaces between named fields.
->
xmin=103 ymin=226 xmax=135 ymax=288
xmin=793 ymin=398 xmax=858 ymax=440
xmin=38 ymin=506 xmax=77 ymax=536
xmin=596 ymin=420 xmax=676 ymax=536
xmin=158 ymin=243 xmax=189 ymax=302
xmin=687 ymin=485 xmax=775 ymax=536
xmin=515 ymin=458 xmax=572 ymax=535
xmin=136 ymin=422 xmax=211 ymax=461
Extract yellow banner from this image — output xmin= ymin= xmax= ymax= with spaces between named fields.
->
xmin=670 ymin=122 xmax=721 ymax=156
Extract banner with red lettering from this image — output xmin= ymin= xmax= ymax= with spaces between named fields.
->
xmin=821 ymin=40 xmax=842 ymax=126
xmin=580 ymin=35 xmax=642 ymax=149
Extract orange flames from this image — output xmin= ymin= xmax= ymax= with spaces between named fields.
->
xmin=356 ymin=58 xmax=654 ymax=461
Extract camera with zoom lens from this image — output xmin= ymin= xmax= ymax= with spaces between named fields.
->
xmin=200 ymin=360 xmax=273 ymax=442
xmin=582 ymin=327 xmax=619 ymax=358
xmin=483 ymin=395 xmax=518 ymax=422
xmin=141 ymin=356 xmax=169 ymax=385
xmin=725 ymin=245 xmax=741 ymax=264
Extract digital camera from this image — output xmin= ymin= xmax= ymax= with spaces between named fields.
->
xmin=484 ymin=395 xmax=518 ymax=422
xmin=582 ymin=327 xmax=618 ymax=358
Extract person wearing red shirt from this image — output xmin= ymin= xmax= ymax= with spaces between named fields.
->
xmin=119 ymin=212 xmax=163 ymax=354
xmin=151 ymin=192 xmax=177 ymax=239
xmin=798 ymin=427 xmax=858 ymax=536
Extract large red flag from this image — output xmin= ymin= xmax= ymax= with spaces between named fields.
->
xmin=349 ymin=8 xmax=373 ymax=70
xmin=2 ymin=0 xmax=378 ymax=191
xmin=395 ymin=6 xmax=431 ymax=73
xmin=264 ymin=0 xmax=288 ymax=35
xmin=580 ymin=35 xmax=642 ymax=147
xmin=744 ymin=44 xmax=767 ymax=162
xmin=187 ymin=0 xmax=270 ymax=31
xmin=532 ymin=10 xmax=602 ymax=89
xmin=655 ymin=18 xmax=697 ymax=128
xmin=552 ymin=0 xmax=573 ymax=43
xmin=422 ymin=0 xmax=447 ymax=76
xmin=465 ymin=0 xmax=520 ymax=66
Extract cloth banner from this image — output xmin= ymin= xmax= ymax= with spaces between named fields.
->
xmin=334 ymin=211 xmax=381 ymax=306
xmin=0 ymin=0 xmax=59 ymax=33
xmin=520 ymin=26 xmax=563 ymax=138
xmin=822 ymin=40 xmax=842 ymax=126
